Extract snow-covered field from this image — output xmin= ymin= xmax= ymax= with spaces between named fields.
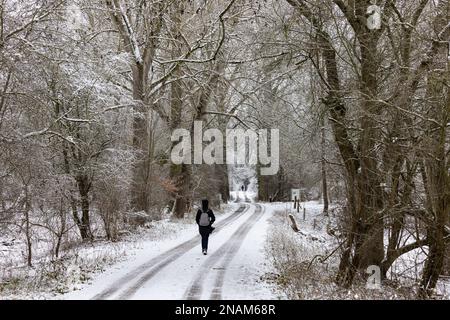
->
xmin=264 ymin=201 xmax=450 ymax=300
xmin=2 ymin=198 xmax=448 ymax=300
xmin=0 ymin=202 xmax=247 ymax=299
xmin=61 ymin=201 xmax=280 ymax=300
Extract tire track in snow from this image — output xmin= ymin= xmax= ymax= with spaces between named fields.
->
xmin=210 ymin=205 xmax=264 ymax=300
xmin=116 ymin=204 xmax=252 ymax=300
xmin=92 ymin=204 xmax=249 ymax=300
xmin=184 ymin=204 xmax=264 ymax=300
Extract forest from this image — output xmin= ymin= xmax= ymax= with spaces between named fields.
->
xmin=0 ymin=0 xmax=449 ymax=300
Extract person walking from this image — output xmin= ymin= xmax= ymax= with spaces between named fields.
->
xmin=196 ymin=199 xmax=216 ymax=255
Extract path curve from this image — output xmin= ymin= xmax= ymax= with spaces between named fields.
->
xmin=93 ymin=204 xmax=249 ymax=300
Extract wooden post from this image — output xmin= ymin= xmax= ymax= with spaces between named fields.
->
xmin=303 ymin=207 xmax=306 ymax=221
xmin=297 ymin=201 xmax=300 ymax=213
xmin=294 ymin=196 xmax=297 ymax=209
xmin=288 ymin=214 xmax=299 ymax=232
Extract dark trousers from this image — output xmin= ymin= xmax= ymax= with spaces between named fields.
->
xmin=199 ymin=226 xmax=210 ymax=251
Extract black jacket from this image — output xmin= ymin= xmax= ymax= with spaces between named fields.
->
xmin=196 ymin=209 xmax=216 ymax=226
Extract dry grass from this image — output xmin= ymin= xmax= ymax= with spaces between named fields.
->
xmin=264 ymin=210 xmax=419 ymax=300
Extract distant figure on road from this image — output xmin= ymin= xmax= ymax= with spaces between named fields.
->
xmin=196 ymin=199 xmax=216 ymax=255
xmin=243 ymin=178 xmax=250 ymax=191
xmin=241 ymin=185 xmax=244 ymax=191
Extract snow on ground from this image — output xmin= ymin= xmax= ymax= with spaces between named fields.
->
xmin=61 ymin=201 xmax=282 ymax=300
xmin=387 ymin=242 xmax=450 ymax=299
xmin=265 ymin=201 xmax=450 ymax=300
xmin=230 ymin=191 xmax=257 ymax=203
xmin=59 ymin=201 xmax=326 ymax=300
xmin=0 ymin=203 xmax=239 ymax=299
xmin=220 ymin=204 xmax=284 ymax=300
xmin=61 ymin=202 xmax=246 ymax=300
xmin=266 ymin=201 xmax=331 ymax=242
xmin=2 ymin=198 xmax=448 ymax=300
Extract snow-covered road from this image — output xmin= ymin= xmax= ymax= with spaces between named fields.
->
xmin=63 ymin=202 xmax=277 ymax=300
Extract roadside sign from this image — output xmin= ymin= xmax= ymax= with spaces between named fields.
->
xmin=291 ymin=189 xmax=300 ymax=201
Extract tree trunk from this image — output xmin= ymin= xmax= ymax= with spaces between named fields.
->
xmin=171 ymin=163 xmax=191 ymax=219
xmin=24 ymin=186 xmax=32 ymax=267
xmin=55 ymin=233 xmax=62 ymax=259
xmin=76 ymin=174 xmax=92 ymax=241
xmin=257 ymin=163 xmax=268 ymax=202
xmin=215 ymin=161 xmax=230 ymax=203
xmin=169 ymin=69 xmax=186 ymax=217
xmin=321 ymin=118 xmax=329 ymax=215
xmin=354 ymin=32 xmax=384 ymax=270
xmin=55 ymin=202 xmax=66 ymax=258
xmin=168 ymin=2 xmax=191 ymax=218
xmin=130 ymin=63 xmax=150 ymax=213
xmin=419 ymin=68 xmax=449 ymax=297
xmin=169 ymin=69 xmax=187 ymax=218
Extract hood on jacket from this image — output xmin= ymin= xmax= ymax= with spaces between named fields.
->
xmin=201 ymin=199 xmax=209 ymax=212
